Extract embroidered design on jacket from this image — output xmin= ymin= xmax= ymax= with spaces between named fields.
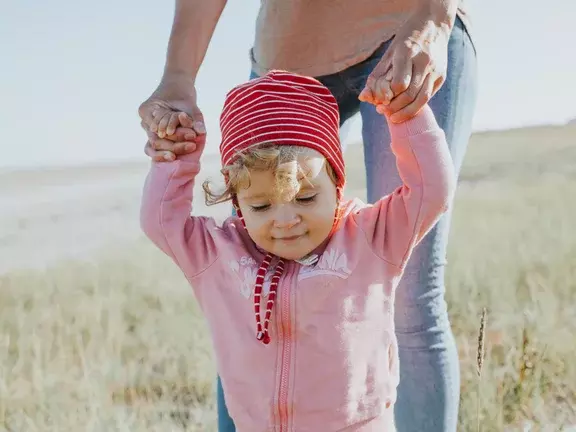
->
xmin=298 ymin=248 xmax=352 ymax=281
xmin=229 ymin=256 xmax=273 ymax=298
xmin=229 ymin=249 xmax=352 ymax=296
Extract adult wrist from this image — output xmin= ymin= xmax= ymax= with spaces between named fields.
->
xmin=157 ymin=70 xmax=197 ymax=96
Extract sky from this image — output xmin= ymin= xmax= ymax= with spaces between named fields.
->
xmin=1 ymin=0 xmax=574 ymax=168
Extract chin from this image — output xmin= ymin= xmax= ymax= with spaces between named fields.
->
xmin=276 ymin=250 xmax=310 ymax=261
xmin=272 ymin=242 xmax=317 ymax=261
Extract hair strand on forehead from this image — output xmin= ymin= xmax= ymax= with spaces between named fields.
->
xmin=202 ymin=143 xmax=338 ymax=206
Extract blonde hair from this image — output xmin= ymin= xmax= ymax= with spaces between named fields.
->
xmin=202 ymin=144 xmax=339 ymax=206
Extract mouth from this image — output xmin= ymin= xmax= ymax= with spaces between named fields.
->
xmin=274 ymin=233 xmax=306 ymax=242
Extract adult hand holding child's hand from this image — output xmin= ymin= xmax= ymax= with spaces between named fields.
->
xmin=359 ymin=2 xmax=452 ymax=123
xmin=142 ymin=124 xmax=200 ymax=162
xmin=139 ymin=72 xmax=206 ymax=161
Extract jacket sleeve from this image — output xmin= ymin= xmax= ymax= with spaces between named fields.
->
xmin=352 ymin=105 xmax=457 ymax=269
xmin=140 ymin=154 xmax=221 ymax=279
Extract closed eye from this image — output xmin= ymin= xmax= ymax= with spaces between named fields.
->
xmin=249 ymin=204 xmax=270 ymax=212
xmin=296 ymin=194 xmax=318 ymax=204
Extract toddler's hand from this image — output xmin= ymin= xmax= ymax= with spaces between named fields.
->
xmin=143 ymin=125 xmax=199 ymax=162
xmin=143 ymin=108 xmax=206 ymax=161
xmin=358 ymin=69 xmax=394 ymax=116
xmin=148 ymin=107 xmax=206 ymax=139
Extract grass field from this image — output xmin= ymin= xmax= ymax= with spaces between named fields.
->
xmin=1 ymin=123 xmax=575 ymax=431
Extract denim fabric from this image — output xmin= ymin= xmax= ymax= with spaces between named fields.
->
xmin=217 ymin=16 xmax=477 ymax=432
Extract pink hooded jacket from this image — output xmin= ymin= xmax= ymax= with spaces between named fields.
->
xmin=140 ymin=105 xmax=456 ymax=431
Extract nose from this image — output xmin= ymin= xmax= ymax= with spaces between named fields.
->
xmin=273 ymin=205 xmax=301 ymax=229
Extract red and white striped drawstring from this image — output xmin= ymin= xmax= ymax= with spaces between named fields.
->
xmin=233 ymin=200 xmax=285 ymax=345
xmin=253 ymin=254 xmax=285 ymax=345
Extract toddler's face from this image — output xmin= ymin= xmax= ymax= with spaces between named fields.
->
xmin=236 ymin=151 xmax=338 ymax=261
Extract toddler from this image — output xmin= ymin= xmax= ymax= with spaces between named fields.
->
xmin=140 ymin=70 xmax=456 ymax=431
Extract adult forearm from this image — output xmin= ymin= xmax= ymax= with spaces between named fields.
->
xmin=163 ymin=0 xmax=228 ymax=82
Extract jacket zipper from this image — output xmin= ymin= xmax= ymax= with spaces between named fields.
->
xmin=277 ymin=262 xmax=294 ymax=431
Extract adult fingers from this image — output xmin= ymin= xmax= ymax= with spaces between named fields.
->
xmin=362 ymin=50 xmax=393 ymax=103
xmin=390 ymin=50 xmax=413 ymax=96
xmin=432 ymin=73 xmax=445 ymax=98
xmin=386 ymin=58 xmax=430 ymax=114
xmin=144 ymin=141 xmax=175 ymax=162
xmin=138 ymin=100 xmax=159 ymax=131
xmin=144 ymin=121 xmax=196 ymax=143
xmin=150 ymin=133 xmax=196 ymax=155
xmin=368 ymin=74 xmax=394 ymax=106
xmin=389 ymin=72 xmax=435 ymax=123
xmin=154 ymin=138 xmax=196 ymax=154
xmin=144 ymin=127 xmax=197 ymax=162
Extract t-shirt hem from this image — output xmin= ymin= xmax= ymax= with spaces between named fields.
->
xmin=249 ymin=9 xmax=472 ymax=79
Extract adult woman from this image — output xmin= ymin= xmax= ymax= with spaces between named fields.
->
xmin=139 ymin=1 xmax=477 ymax=430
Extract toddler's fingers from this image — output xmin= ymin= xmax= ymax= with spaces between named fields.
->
xmin=385 ymin=69 xmax=393 ymax=82
xmin=148 ymin=107 xmax=167 ymax=133
xmin=374 ymin=77 xmax=394 ymax=106
xmin=358 ymin=87 xmax=375 ymax=103
xmin=166 ymin=112 xmax=181 ymax=137
xmin=156 ymin=112 xmax=173 ymax=139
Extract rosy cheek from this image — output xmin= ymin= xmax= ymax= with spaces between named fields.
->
xmin=246 ymin=218 xmax=269 ymax=237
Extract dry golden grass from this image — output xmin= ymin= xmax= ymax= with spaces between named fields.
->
xmin=1 ymin=123 xmax=575 ymax=431
xmin=0 ymin=244 xmax=217 ymax=431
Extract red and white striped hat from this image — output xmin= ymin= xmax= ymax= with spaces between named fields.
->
xmin=218 ymin=70 xmax=345 ymax=345
xmin=219 ymin=70 xmax=345 ymax=189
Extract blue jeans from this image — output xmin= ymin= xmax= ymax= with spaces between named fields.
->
xmin=217 ymin=16 xmax=477 ymax=432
